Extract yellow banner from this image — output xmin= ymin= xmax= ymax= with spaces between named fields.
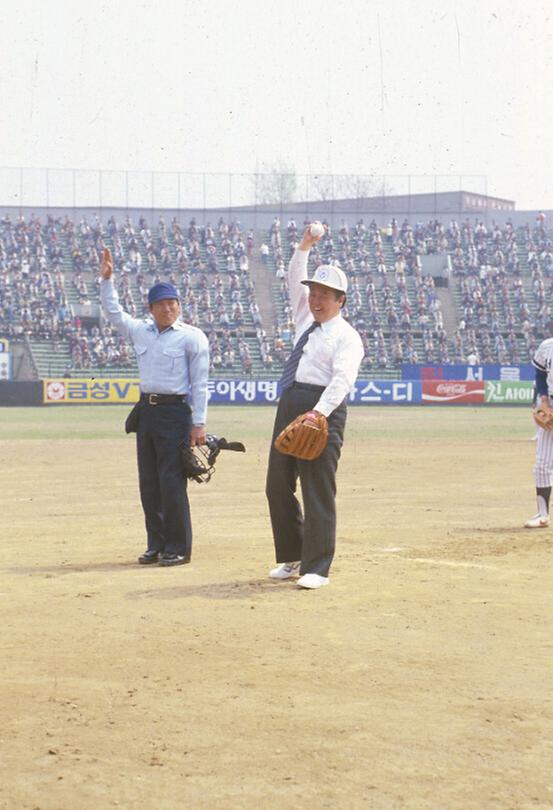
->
xmin=44 ymin=378 xmax=140 ymax=404
xmin=0 ymin=338 xmax=9 ymax=353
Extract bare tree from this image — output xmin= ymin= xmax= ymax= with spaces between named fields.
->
xmin=252 ymin=160 xmax=298 ymax=205
xmin=252 ymin=165 xmax=394 ymax=206
xmin=335 ymin=175 xmax=390 ymax=200
xmin=308 ymin=175 xmax=334 ymax=202
xmin=306 ymin=174 xmax=393 ymax=202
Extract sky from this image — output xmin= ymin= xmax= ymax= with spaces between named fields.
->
xmin=1 ymin=0 xmax=552 ymax=210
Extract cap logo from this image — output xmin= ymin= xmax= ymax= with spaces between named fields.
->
xmin=318 ymin=269 xmax=328 ymax=280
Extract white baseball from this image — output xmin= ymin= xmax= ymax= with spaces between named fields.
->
xmin=310 ymin=221 xmax=324 ymax=238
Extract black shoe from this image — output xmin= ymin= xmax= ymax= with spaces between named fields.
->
xmin=138 ymin=550 xmax=160 ymax=565
xmin=158 ymin=553 xmax=190 ymax=567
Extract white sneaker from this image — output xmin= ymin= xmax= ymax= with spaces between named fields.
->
xmin=269 ymin=561 xmax=301 ymax=579
xmin=524 ymin=513 xmax=550 ymax=528
xmin=297 ymin=573 xmax=329 ymax=589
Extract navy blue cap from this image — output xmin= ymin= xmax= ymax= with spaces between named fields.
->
xmin=148 ymin=282 xmax=179 ymax=305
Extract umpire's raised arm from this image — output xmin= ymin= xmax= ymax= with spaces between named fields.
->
xmin=100 ymin=247 xmax=113 ymax=280
xmin=99 ymin=247 xmax=137 ymax=338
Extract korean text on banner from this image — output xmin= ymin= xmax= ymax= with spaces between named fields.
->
xmin=44 ymin=379 xmax=141 ymax=404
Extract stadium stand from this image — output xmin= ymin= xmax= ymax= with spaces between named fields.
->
xmin=269 ymin=216 xmax=450 ymax=371
xmin=1 ymin=212 xmax=551 ymax=379
xmin=0 ymin=213 xmax=272 ymax=378
xmin=268 ymin=215 xmax=553 ymax=370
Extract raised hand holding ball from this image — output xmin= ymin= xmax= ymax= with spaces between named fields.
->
xmin=309 ymin=221 xmax=325 ymax=238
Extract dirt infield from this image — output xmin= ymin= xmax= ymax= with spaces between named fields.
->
xmin=1 ymin=405 xmax=552 ymax=810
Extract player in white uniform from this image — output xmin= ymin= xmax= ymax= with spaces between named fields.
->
xmin=525 ymin=337 xmax=553 ymax=527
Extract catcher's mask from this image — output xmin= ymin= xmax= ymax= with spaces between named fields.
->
xmin=179 ymin=434 xmax=245 ymax=484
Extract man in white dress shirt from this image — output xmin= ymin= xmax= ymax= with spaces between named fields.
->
xmin=266 ymin=227 xmax=364 ymax=589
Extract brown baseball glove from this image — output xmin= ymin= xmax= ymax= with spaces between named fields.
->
xmin=274 ymin=410 xmax=328 ymax=460
xmin=533 ymin=407 xmax=553 ymax=430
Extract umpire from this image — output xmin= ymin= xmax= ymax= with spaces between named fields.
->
xmin=266 ymin=227 xmax=364 ymax=589
xmin=100 ymin=248 xmax=209 ymax=567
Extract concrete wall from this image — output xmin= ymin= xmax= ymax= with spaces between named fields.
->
xmin=0 ymin=380 xmax=42 ymax=405
xmin=0 ymin=202 xmax=546 ymax=233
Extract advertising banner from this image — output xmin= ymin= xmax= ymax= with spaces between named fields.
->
xmin=44 ymin=378 xmax=140 ymax=403
xmin=43 ymin=377 xmax=533 ymax=406
xmin=422 ymin=380 xmax=485 ymax=404
xmin=484 ymin=380 xmax=534 ymax=404
xmin=349 ymin=380 xmax=421 ymax=404
xmin=43 ymin=378 xmax=281 ymax=405
xmin=403 ymin=363 xmax=534 ymax=382
xmin=209 ymin=379 xmax=422 ymax=405
xmin=42 ymin=377 xmax=422 ymax=405
xmin=207 ymin=379 xmax=279 ymax=403
xmin=0 ymin=338 xmax=10 ymax=380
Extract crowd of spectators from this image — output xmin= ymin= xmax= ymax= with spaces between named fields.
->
xmin=0 ymin=214 xmax=73 ymax=341
xmin=269 ymin=216 xmax=449 ymax=367
xmin=267 ymin=214 xmax=553 ymax=368
xmin=0 ymin=213 xmax=266 ymax=374
xmin=3 ymin=211 xmax=553 ymax=373
xmin=446 ymin=217 xmax=553 ymax=363
xmin=103 ymin=215 xmax=253 ymax=278
xmin=69 ymin=320 xmax=131 ymax=369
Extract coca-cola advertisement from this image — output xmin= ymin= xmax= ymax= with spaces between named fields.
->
xmin=422 ymin=380 xmax=485 ymax=404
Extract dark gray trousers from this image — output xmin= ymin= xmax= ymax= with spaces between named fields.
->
xmin=136 ymin=400 xmax=193 ymax=558
xmin=265 ymin=384 xmax=347 ymax=577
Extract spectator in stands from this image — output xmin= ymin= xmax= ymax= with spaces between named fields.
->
xmin=260 ymin=242 xmax=269 ymax=265
xmin=211 ymin=343 xmax=223 ymax=369
xmin=241 ymin=345 xmax=253 ymax=375
xmin=3 ymin=212 xmax=549 ymax=373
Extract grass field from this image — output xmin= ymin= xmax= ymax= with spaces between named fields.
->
xmin=1 ymin=405 xmax=552 ymax=810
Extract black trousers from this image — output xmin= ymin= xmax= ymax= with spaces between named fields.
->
xmin=136 ymin=399 xmax=193 ymax=558
xmin=265 ymin=384 xmax=347 ymax=577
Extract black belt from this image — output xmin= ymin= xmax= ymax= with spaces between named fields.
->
xmin=141 ymin=393 xmax=188 ymax=405
xmin=289 ymin=382 xmax=326 ymax=393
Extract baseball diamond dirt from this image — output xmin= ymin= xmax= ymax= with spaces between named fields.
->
xmin=1 ymin=405 xmax=552 ymax=810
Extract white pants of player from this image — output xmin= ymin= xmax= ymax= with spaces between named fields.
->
xmin=534 ymin=427 xmax=553 ymax=487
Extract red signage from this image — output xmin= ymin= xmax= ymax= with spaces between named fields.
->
xmin=420 ymin=366 xmax=443 ymax=380
xmin=422 ymin=380 xmax=484 ymax=404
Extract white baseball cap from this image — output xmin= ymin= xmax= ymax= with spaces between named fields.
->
xmin=301 ymin=264 xmax=348 ymax=293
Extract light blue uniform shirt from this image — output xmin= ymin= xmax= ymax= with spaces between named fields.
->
xmin=100 ymin=278 xmax=209 ymax=425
